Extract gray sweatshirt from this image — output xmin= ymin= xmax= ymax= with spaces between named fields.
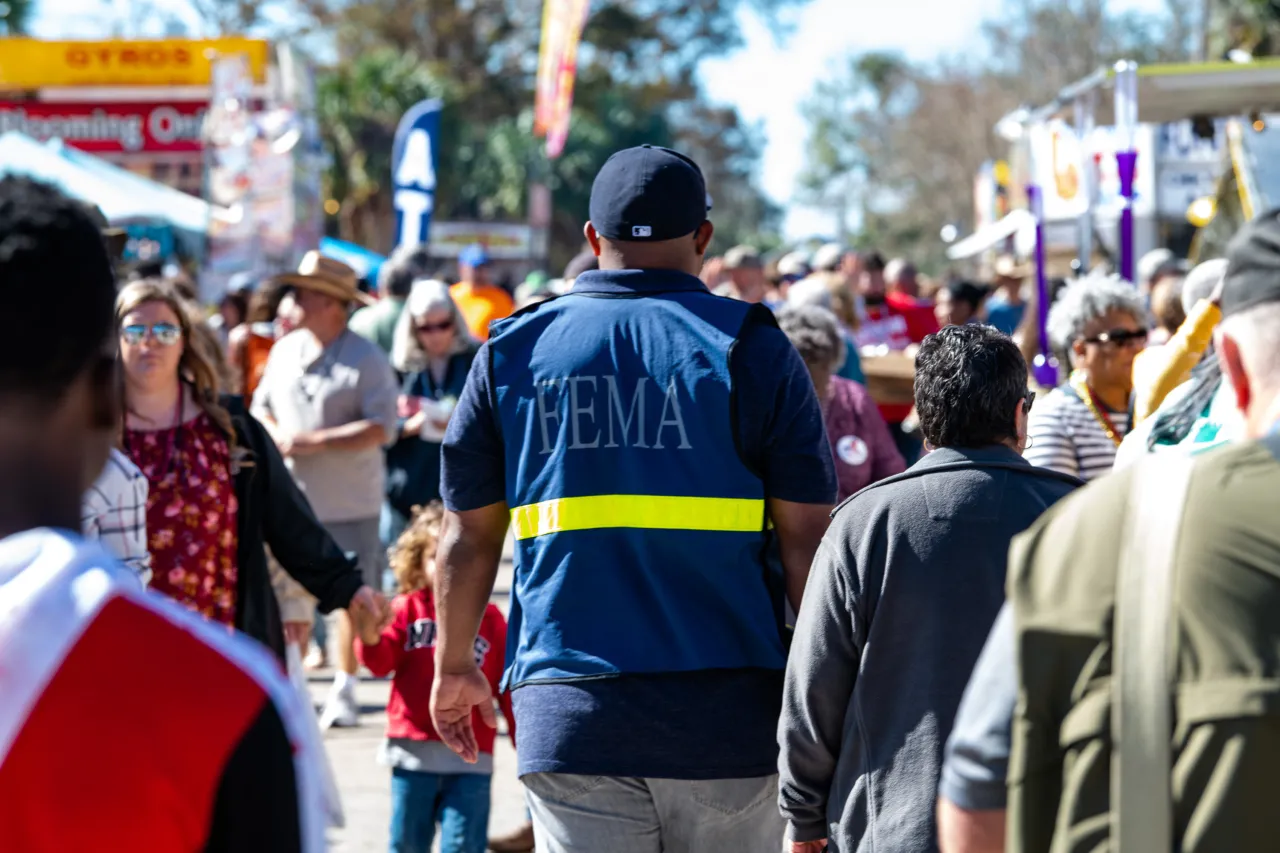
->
xmin=777 ymin=445 xmax=1078 ymax=853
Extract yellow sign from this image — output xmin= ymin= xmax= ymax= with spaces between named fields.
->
xmin=0 ymin=38 xmax=270 ymax=89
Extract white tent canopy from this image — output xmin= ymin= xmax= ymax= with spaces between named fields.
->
xmin=0 ymin=132 xmax=230 ymax=246
xmin=1000 ymin=59 xmax=1280 ymax=132
xmin=947 ymin=209 xmax=1037 ymax=260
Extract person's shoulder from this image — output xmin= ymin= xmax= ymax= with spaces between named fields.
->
xmin=1023 ymin=463 xmax=1135 ymax=552
xmin=830 ymin=375 xmax=871 ymax=406
xmin=104 ymin=447 xmax=145 ymax=482
xmin=344 ymin=327 xmax=393 ymax=364
xmin=269 ymin=328 xmax=307 ymax=356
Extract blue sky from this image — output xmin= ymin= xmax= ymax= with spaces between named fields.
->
xmin=34 ymin=0 xmax=1167 ymax=239
xmin=701 ymin=0 xmax=1168 ymax=239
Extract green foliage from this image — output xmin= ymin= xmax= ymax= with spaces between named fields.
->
xmin=307 ymin=0 xmax=793 ymax=262
xmin=0 ymin=0 xmax=33 ymax=35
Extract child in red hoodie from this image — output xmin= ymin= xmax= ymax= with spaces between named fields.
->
xmin=356 ymin=504 xmax=513 ymax=853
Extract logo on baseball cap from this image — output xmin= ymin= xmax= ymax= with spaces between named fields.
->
xmin=589 ymin=145 xmax=712 ymax=243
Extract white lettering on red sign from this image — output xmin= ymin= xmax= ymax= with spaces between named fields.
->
xmin=0 ymin=102 xmax=205 ymax=153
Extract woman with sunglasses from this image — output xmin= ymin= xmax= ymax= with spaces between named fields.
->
xmin=117 ymin=278 xmax=386 ymax=660
xmin=1024 ymin=273 xmax=1149 ymax=481
xmin=383 ymin=279 xmax=478 ymax=544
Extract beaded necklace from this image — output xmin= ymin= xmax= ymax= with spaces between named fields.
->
xmin=1069 ymin=369 xmax=1122 ymax=447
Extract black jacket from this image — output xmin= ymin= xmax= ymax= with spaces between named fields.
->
xmin=225 ymin=396 xmax=364 ymax=662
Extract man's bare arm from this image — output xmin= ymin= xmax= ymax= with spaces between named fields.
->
xmin=434 ymin=503 xmax=510 ymax=672
xmin=937 ymin=798 xmax=1005 ymax=853
xmin=293 ymin=420 xmax=389 ymax=454
xmin=768 ymin=497 xmax=833 ymax=611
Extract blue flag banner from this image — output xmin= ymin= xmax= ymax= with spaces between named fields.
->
xmin=391 ymin=98 xmax=442 ymax=248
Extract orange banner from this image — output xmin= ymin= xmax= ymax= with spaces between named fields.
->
xmin=0 ymin=38 xmax=270 ymax=89
xmin=533 ymin=0 xmax=590 ymax=158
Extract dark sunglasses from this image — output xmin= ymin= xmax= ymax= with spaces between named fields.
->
xmin=1023 ymin=389 xmax=1036 ymax=413
xmin=121 ymin=322 xmax=182 ymax=346
xmin=1083 ymin=327 xmax=1148 ymax=346
xmin=415 ymin=319 xmax=454 ymax=335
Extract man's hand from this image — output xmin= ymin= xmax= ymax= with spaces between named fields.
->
xmin=788 ymin=840 xmax=827 ymax=853
xmin=402 ymin=410 xmax=427 ymax=438
xmin=284 ymin=430 xmax=325 ymax=456
xmin=283 ymin=622 xmax=310 ymax=646
xmin=347 ymin=585 xmax=390 ymax=645
xmin=431 ymin=667 xmax=498 ymax=763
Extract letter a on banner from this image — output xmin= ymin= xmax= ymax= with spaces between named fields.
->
xmin=391 ymin=99 xmax=442 ymax=249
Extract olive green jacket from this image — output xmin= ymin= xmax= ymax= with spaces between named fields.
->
xmin=1008 ymin=434 xmax=1280 ymax=852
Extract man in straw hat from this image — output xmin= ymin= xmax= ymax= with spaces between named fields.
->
xmin=252 ymin=251 xmax=400 ymax=728
xmin=985 ymin=254 xmax=1031 ymax=336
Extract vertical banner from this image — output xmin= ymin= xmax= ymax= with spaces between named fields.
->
xmin=534 ymin=0 xmax=591 ymax=159
xmin=391 ymin=99 xmax=442 ymax=249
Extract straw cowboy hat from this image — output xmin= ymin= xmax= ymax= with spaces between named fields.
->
xmin=993 ymin=254 xmax=1033 ymax=281
xmin=276 ymin=251 xmax=375 ymax=306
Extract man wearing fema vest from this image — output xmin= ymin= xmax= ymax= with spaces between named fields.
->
xmin=430 ymin=145 xmax=836 ymax=852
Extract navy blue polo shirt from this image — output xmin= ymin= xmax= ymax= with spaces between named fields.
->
xmin=442 ymin=268 xmax=836 ymax=779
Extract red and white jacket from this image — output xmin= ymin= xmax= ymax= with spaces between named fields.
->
xmin=358 ymin=589 xmax=514 ymax=754
xmin=0 ymin=529 xmax=326 ymax=853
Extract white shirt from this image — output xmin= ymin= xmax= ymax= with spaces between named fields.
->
xmin=1024 ymin=386 xmax=1131 ymax=482
xmin=81 ymin=448 xmax=151 ymax=586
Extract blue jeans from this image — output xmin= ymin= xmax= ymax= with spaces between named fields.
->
xmin=389 ymin=768 xmax=491 ymax=853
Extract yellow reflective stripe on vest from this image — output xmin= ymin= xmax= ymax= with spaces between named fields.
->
xmin=510 ymin=495 xmax=766 ymax=541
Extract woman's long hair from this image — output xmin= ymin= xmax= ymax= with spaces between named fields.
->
xmin=116 ymin=278 xmax=237 ymax=443
xmin=389 ymin=278 xmax=478 ymax=374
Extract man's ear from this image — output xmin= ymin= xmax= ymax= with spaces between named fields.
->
xmin=584 ymin=222 xmax=603 ymax=257
xmin=1219 ymin=330 xmax=1252 ymax=416
xmin=694 ymin=220 xmax=715 ymax=257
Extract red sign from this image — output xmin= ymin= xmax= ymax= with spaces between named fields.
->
xmin=0 ymin=102 xmax=206 ymax=153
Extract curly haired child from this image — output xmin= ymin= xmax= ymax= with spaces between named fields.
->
xmin=356 ymin=503 xmax=513 ymax=853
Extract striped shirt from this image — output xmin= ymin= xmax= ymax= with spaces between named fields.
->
xmin=1024 ymin=386 xmax=1130 ymax=482
xmin=81 ymin=448 xmax=151 ymax=585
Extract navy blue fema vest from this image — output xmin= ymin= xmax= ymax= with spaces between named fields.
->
xmin=487 ymin=270 xmax=786 ymax=689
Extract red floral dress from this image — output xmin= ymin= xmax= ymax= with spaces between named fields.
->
xmin=125 ymin=412 xmax=240 ymax=626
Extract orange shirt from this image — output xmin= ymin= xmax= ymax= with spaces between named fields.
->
xmin=451 ymin=282 xmax=515 ymax=341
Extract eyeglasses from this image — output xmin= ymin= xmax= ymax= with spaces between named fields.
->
xmin=1023 ymin=389 xmax=1037 ymax=413
xmin=415 ymin=319 xmax=454 ymax=335
xmin=1082 ymin=328 xmax=1148 ymax=347
xmin=121 ymin=322 xmax=182 ymax=346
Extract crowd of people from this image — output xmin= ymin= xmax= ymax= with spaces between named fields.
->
xmin=4 ymin=136 xmax=1280 ymax=853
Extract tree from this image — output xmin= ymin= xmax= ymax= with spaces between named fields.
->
xmin=0 ymin=0 xmax=34 ymax=35
xmin=306 ymin=0 xmax=795 ymax=265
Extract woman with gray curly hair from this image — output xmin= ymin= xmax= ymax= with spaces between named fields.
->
xmin=776 ymin=305 xmax=904 ymax=501
xmin=1024 ymin=272 xmax=1149 ymax=481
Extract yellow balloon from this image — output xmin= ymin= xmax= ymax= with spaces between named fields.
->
xmin=1186 ymin=196 xmax=1216 ymax=228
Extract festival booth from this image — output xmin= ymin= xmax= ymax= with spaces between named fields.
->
xmin=995 ymin=59 xmax=1280 ymax=386
xmin=0 ymin=130 xmax=230 ymax=262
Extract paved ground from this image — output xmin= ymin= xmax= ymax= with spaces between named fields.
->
xmin=309 ymin=544 xmax=525 ymax=852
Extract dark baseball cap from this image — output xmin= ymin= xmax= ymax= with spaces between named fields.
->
xmin=1222 ymin=209 xmax=1280 ymax=317
xmin=588 ymin=145 xmax=712 ymax=242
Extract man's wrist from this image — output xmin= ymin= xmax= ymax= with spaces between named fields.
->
xmin=436 ymin=650 xmax=480 ymax=675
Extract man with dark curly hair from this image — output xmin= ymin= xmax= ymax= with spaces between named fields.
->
xmin=778 ymin=324 xmax=1081 ymax=853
